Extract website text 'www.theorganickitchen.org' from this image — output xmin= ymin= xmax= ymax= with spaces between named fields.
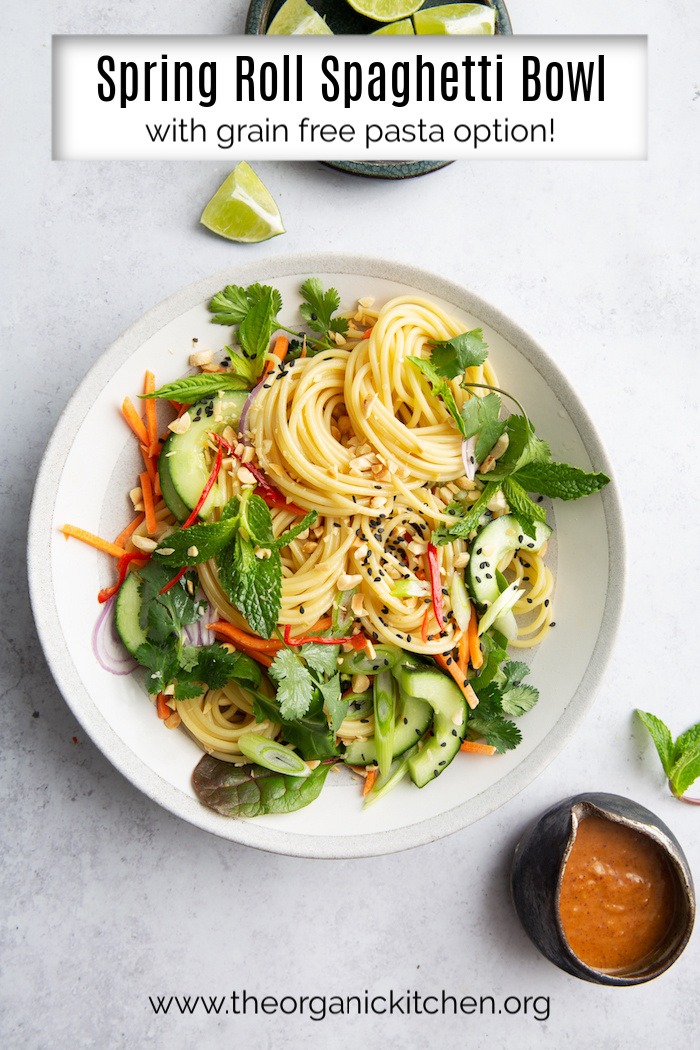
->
xmin=147 ymin=989 xmax=551 ymax=1022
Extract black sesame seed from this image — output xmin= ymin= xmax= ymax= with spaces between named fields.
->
xmin=440 ymin=741 xmax=447 ymax=747
xmin=299 ymin=605 xmax=305 ymax=614
xmin=403 ymin=717 xmax=408 ymax=725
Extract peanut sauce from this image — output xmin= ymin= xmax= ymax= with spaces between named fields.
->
xmin=558 ymin=813 xmax=677 ymax=972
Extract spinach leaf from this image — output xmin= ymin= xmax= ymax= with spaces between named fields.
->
xmin=192 ymin=755 xmax=331 ymax=817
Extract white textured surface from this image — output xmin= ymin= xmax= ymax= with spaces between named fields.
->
xmin=2 ymin=2 xmax=699 ymax=1048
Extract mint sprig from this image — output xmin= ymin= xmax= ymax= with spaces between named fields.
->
xmin=637 ymin=710 xmax=700 ymax=801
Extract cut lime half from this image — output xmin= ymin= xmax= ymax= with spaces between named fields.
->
xmin=347 ymin=0 xmax=423 ymax=23
xmin=413 ymin=3 xmax=496 ymax=34
xmin=200 ymin=163 xmax=285 ymax=243
xmin=267 ymin=0 xmax=333 ymax=34
xmin=372 ymin=17 xmax=415 ymax=34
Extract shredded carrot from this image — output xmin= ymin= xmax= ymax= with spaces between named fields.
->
xmin=156 ymin=693 xmax=172 ymax=720
xmin=113 ymin=513 xmax=145 ymax=548
xmin=261 ymin=334 xmax=289 ymax=381
xmin=154 ymin=470 xmax=162 ymax=497
xmin=362 ymin=327 xmax=373 ymax=340
xmin=61 ymin=525 xmax=126 ymax=560
xmin=122 ymin=397 xmax=149 ymax=445
xmin=144 ymin=371 xmax=159 ymax=456
xmin=207 ymin=621 xmax=283 ymax=653
xmin=140 ymin=444 xmax=156 ymax=483
xmin=434 ymin=652 xmax=479 ymax=710
xmin=230 ymin=642 xmax=274 ymax=668
xmin=421 ymin=607 xmax=431 ymax=644
xmin=139 ymin=471 xmax=158 ymax=536
xmin=363 ymin=768 xmax=378 ymax=796
xmin=458 ymin=630 xmax=469 ymax=675
xmin=460 ymin=740 xmax=496 ymax=756
xmin=467 ymin=603 xmax=483 ymax=670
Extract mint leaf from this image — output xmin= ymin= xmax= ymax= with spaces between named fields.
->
xmin=299 ymin=278 xmax=349 ymax=340
xmin=488 ymin=415 xmax=550 ymax=479
xmin=408 ymin=357 xmax=467 ymax=438
xmin=460 ymin=392 xmax=506 ymax=464
xmin=153 ymin=519 xmax=238 ymax=567
xmin=193 ymin=754 xmax=331 ymax=817
xmin=502 ymin=477 xmax=547 ymax=540
xmin=430 ymin=329 xmax=489 ymax=379
xmin=673 ymin=722 xmax=700 ymax=764
xmin=220 ymin=533 xmax=281 ymax=639
xmin=271 ymin=510 xmax=318 ymax=550
xmin=636 ymin=710 xmax=675 ymax=778
xmin=670 ymin=743 xmax=700 ymax=798
xmin=268 ymin=648 xmax=316 ymax=720
xmin=224 ymin=348 xmax=258 ymax=385
xmin=241 ymin=492 xmax=275 ymax=545
xmin=142 ymin=374 xmax=249 ymax=404
xmin=471 ymin=633 xmax=509 ymax=689
xmin=433 ymin=481 xmax=500 ymax=544
xmin=238 ymin=287 xmax=277 ymax=361
xmin=513 ymin=460 xmax=610 ymax=501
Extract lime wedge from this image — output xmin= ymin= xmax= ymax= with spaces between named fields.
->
xmin=267 ymin=0 xmax=333 ymax=34
xmin=200 ymin=163 xmax=285 ymax=243
xmin=347 ymin=0 xmax=423 ymax=23
xmin=413 ymin=3 xmax=496 ymax=34
xmin=372 ymin=18 xmax=415 ymax=33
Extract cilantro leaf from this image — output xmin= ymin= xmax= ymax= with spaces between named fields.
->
xmin=135 ymin=640 xmax=181 ymax=696
xmin=430 ymin=328 xmax=489 ymax=379
xmin=502 ymin=477 xmax=547 ymax=540
xmin=467 ymin=693 xmax=522 ymax=754
xmin=501 ymin=683 xmax=539 ymax=717
xmin=142 ymin=374 xmax=249 ymax=403
xmin=408 ymin=356 xmax=467 ymax=437
xmin=460 ymin=392 xmax=506 ymax=464
xmin=299 ymin=643 xmax=340 ymax=680
xmin=153 ymin=519 xmax=238 ymax=567
xmin=137 ymin=564 xmax=200 ymax=643
xmin=268 ymin=648 xmax=316 ymax=720
xmin=318 ymin=674 xmax=347 ymax=735
xmin=299 ymin=278 xmax=349 ymax=341
xmin=208 ymin=283 xmax=282 ymax=327
xmin=253 ymin=687 xmax=338 ymax=760
xmin=194 ymin=644 xmax=261 ymax=689
xmin=513 ymin=460 xmax=610 ymax=501
xmin=433 ymin=481 xmax=500 ymax=544
xmin=209 ymin=284 xmax=254 ymax=325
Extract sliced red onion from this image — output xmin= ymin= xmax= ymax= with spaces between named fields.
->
xmin=461 ymin=436 xmax=477 ymax=481
xmin=238 ymin=379 xmax=264 ymax=440
xmin=92 ymin=597 xmax=138 ymax=676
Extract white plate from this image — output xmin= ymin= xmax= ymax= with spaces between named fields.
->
xmin=28 ymin=254 xmax=624 ymax=858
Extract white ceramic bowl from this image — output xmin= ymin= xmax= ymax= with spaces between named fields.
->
xmin=28 ymin=254 xmax=624 ymax=857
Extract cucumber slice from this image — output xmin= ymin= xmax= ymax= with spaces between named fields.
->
xmin=114 ymin=571 xmax=147 ymax=656
xmin=468 ymin=515 xmax=552 ymax=606
xmin=477 ymin=581 xmax=523 ymax=637
xmin=237 ymin=734 xmax=311 ymax=777
xmin=158 ymin=391 xmax=248 ymax=522
xmin=396 ymin=666 xmax=468 ymax=788
xmin=343 ymin=692 xmax=432 ymax=766
xmin=363 ymin=740 xmax=423 ymax=808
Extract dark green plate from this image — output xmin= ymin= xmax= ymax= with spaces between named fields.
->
xmin=245 ymin=0 xmax=513 ymax=178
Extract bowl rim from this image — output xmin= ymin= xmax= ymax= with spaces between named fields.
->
xmin=28 ymin=252 xmax=625 ymax=858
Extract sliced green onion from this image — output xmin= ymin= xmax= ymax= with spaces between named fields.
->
xmin=390 ymin=577 xmax=427 ymax=599
xmin=373 ymin=669 xmax=397 ymax=777
xmin=478 ymin=582 xmax=523 ymax=637
xmin=237 ymin=733 xmax=311 ymax=777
